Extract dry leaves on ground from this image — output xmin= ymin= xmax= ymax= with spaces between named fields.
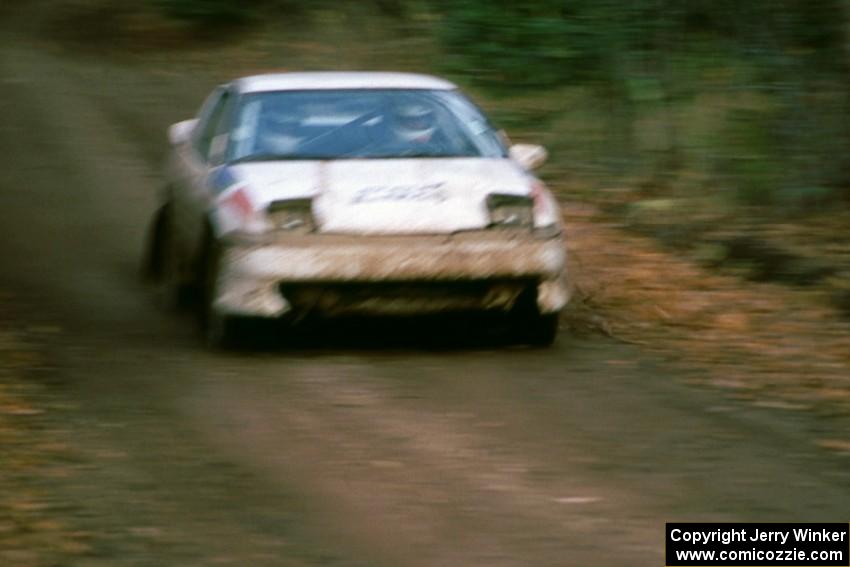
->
xmin=0 ymin=324 xmax=90 ymax=566
xmin=562 ymin=203 xmax=850 ymax=416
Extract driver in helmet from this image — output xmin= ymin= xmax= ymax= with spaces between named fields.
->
xmin=392 ymin=102 xmax=439 ymax=147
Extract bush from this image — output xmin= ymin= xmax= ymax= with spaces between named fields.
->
xmin=152 ymin=0 xmax=261 ymax=26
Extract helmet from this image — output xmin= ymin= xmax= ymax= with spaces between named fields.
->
xmin=259 ymin=109 xmax=300 ymax=154
xmin=393 ymin=102 xmax=436 ymax=143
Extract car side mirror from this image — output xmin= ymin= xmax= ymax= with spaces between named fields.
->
xmin=509 ymin=144 xmax=548 ymax=170
xmin=168 ymin=119 xmax=198 ymax=146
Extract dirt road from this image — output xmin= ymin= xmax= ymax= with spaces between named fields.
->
xmin=1 ymin=4 xmax=849 ymax=566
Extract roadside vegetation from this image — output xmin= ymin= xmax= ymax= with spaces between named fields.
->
xmin=52 ymin=0 xmax=850 ymax=308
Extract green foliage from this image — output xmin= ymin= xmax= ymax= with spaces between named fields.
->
xmin=152 ymin=0 xmax=262 ymax=25
xmin=435 ymin=0 xmax=850 ymax=209
xmin=439 ymin=2 xmax=579 ymax=87
xmin=438 ymin=0 xmax=631 ymax=88
xmin=718 ymin=107 xmax=781 ymax=205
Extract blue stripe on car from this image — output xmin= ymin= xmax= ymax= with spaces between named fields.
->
xmin=209 ymin=166 xmax=238 ymax=195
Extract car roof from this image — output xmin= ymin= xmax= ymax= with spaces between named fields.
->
xmin=234 ymin=72 xmax=457 ymax=94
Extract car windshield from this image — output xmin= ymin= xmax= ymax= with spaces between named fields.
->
xmin=228 ymin=89 xmax=506 ymax=162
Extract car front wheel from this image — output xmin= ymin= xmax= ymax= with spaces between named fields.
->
xmin=510 ymin=289 xmax=560 ymax=347
xmin=198 ymin=235 xmax=244 ymax=349
xmin=149 ymin=204 xmax=194 ymax=312
xmin=519 ymin=312 xmax=559 ymax=347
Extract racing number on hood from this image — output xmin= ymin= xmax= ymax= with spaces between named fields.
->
xmin=351 ymin=183 xmax=448 ymax=204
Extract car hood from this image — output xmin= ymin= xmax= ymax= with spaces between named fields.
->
xmin=227 ymin=158 xmax=534 ymax=234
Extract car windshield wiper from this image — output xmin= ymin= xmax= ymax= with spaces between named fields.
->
xmin=355 ymin=152 xmax=473 ymax=159
xmin=229 ymin=153 xmax=338 ymax=163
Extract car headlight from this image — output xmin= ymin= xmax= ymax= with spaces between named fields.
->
xmin=486 ymin=194 xmax=533 ymax=230
xmin=267 ymin=198 xmax=315 ymax=234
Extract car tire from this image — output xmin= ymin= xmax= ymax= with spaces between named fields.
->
xmin=152 ymin=205 xmax=194 ymax=312
xmin=198 ymin=233 xmax=245 ymax=350
xmin=510 ymin=290 xmax=560 ymax=347
xmin=521 ymin=312 xmax=560 ymax=347
xmin=141 ymin=206 xmax=164 ymax=282
xmin=204 ymin=309 xmax=243 ymax=350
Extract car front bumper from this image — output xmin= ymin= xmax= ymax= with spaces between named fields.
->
xmin=212 ymin=232 xmax=570 ymax=318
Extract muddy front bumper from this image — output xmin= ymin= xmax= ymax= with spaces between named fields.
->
xmin=213 ymin=232 xmax=570 ymax=318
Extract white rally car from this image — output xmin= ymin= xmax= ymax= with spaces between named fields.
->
xmin=145 ymin=72 xmax=570 ymax=347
